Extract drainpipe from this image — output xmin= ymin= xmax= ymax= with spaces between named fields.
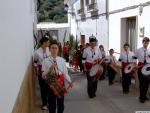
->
xmin=106 ymin=0 xmax=109 ymax=49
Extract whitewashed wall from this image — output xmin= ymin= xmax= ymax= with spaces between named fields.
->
xmin=109 ymin=0 xmax=150 ymax=58
xmin=70 ymin=0 xmax=108 ymax=50
xmin=109 ymin=0 xmax=150 ymax=11
xmin=0 ymin=0 xmax=35 ymax=113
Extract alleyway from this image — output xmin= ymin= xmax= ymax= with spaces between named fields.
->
xmin=34 ymin=69 xmax=150 ymax=113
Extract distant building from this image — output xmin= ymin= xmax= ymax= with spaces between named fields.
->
xmin=66 ymin=0 xmax=109 ymax=49
xmin=37 ymin=22 xmax=70 ymax=44
xmin=109 ymin=0 xmax=150 ymax=54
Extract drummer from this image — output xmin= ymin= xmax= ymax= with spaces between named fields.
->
xmin=34 ymin=37 xmax=50 ymax=110
xmin=82 ymin=35 xmax=102 ymax=98
xmin=42 ymin=40 xmax=72 ymax=113
xmin=135 ymin=37 xmax=150 ymax=103
xmin=119 ymin=43 xmax=136 ymax=94
xmin=105 ymin=49 xmax=117 ymax=85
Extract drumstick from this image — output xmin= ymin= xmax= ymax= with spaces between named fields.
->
xmin=107 ymin=50 xmax=121 ymax=54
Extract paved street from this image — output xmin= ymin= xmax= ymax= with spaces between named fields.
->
xmin=35 ymin=69 xmax=150 ymax=113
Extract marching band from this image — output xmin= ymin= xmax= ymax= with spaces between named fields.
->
xmin=34 ymin=36 xmax=150 ymax=113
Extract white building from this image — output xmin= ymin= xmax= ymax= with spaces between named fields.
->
xmin=109 ymin=0 xmax=150 ymax=55
xmin=66 ymin=0 xmax=109 ymax=49
xmin=0 ymin=0 xmax=36 ymax=113
xmin=108 ymin=0 xmax=150 ymax=89
xmin=37 ymin=22 xmax=70 ymax=44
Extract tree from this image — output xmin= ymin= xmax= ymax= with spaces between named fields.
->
xmin=37 ymin=0 xmax=68 ymax=23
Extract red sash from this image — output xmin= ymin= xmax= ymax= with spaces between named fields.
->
xmin=138 ymin=62 xmax=145 ymax=67
xmin=85 ymin=62 xmax=93 ymax=70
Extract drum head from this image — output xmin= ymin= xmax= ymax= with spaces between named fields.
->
xmin=90 ymin=64 xmax=102 ymax=77
xmin=124 ymin=64 xmax=134 ymax=74
xmin=142 ymin=64 xmax=150 ymax=76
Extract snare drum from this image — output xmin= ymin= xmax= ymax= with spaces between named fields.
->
xmin=89 ymin=64 xmax=103 ymax=77
xmin=141 ymin=64 xmax=150 ymax=79
xmin=124 ymin=64 xmax=135 ymax=74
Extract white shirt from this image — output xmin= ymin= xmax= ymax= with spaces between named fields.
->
xmin=119 ymin=51 xmax=136 ymax=63
xmin=42 ymin=56 xmax=71 ymax=82
xmin=34 ymin=47 xmax=50 ymax=66
xmin=135 ymin=47 xmax=150 ymax=63
xmin=82 ymin=47 xmax=102 ymax=63
xmin=105 ymin=55 xmax=117 ymax=64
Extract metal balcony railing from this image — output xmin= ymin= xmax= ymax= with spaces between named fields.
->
xmin=87 ymin=3 xmax=98 ymax=11
xmin=77 ymin=8 xmax=85 ymax=15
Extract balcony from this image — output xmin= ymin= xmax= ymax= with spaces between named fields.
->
xmin=87 ymin=3 xmax=98 ymax=12
xmin=77 ymin=8 xmax=85 ymax=16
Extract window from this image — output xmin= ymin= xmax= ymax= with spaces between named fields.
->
xmin=86 ymin=0 xmax=89 ymax=5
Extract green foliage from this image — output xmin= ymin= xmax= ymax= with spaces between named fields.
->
xmin=38 ymin=0 xmax=68 ymax=23
xmin=68 ymin=34 xmax=79 ymax=61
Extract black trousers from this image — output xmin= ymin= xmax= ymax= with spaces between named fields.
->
xmin=79 ymin=60 xmax=83 ymax=71
xmin=64 ymin=53 xmax=69 ymax=62
xmin=38 ymin=75 xmax=48 ymax=106
xmin=122 ymin=69 xmax=131 ymax=92
xmin=138 ymin=67 xmax=150 ymax=100
xmin=86 ymin=73 xmax=98 ymax=97
xmin=99 ymin=63 xmax=106 ymax=80
xmin=47 ymin=87 xmax=64 ymax=113
xmin=107 ymin=65 xmax=116 ymax=84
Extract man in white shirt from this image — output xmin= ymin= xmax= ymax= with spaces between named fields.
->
xmin=34 ymin=37 xmax=50 ymax=110
xmin=42 ymin=40 xmax=72 ymax=113
xmin=119 ymin=43 xmax=136 ymax=94
xmin=105 ymin=49 xmax=117 ymax=85
xmin=135 ymin=37 xmax=150 ymax=103
xmin=82 ymin=36 xmax=102 ymax=98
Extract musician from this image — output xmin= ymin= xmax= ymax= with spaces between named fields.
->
xmin=99 ymin=45 xmax=106 ymax=80
xmin=119 ymin=43 xmax=135 ymax=94
xmin=77 ymin=45 xmax=84 ymax=71
xmin=135 ymin=37 xmax=150 ymax=103
xmin=105 ymin=49 xmax=117 ymax=85
xmin=63 ymin=41 xmax=70 ymax=62
xmin=42 ymin=40 xmax=72 ymax=113
xmin=34 ymin=37 xmax=50 ymax=110
xmin=82 ymin=36 xmax=102 ymax=98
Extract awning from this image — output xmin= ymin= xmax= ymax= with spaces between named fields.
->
xmin=37 ymin=22 xmax=69 ymax=30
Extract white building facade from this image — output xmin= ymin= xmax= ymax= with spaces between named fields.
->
xmin=109 ymin=0 xmax=150 ymax=55
xmin=0 ymin=0 xmax=36 ymax=113
xmin=67 ymin=0 xmax=109 ymax=49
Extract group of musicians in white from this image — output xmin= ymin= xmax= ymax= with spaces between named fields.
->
xmin=34 ymin=36 xmax=150 ymax=113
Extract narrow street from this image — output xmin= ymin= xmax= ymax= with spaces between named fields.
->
xmin=35 ymin=69 xmax=150 ymax=113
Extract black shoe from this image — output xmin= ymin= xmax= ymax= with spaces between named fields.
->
xmin=139 ymin=99 xmax=145 ymax=103
xmin=145 ymin=97 xmax=149 ymax=101
xmin=89 ymin=95 xmax=94 ymax=98
xmin=93 ymin=94 xmax=96 ymax=97
xmin=123 ymin=91 xmax=129 ymax=94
